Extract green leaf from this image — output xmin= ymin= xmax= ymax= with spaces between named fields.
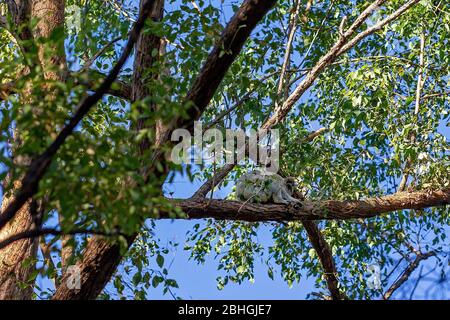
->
xmin=156 ymin=254 xmax=164 ymax=268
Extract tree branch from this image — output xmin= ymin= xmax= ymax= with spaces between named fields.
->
xmin=338 ymin=0 xmax=421 ymax=56
xmin=52 ymin=0 xmax=278 ymax=301
xmin=0 ymin=14 xmax=7 ymax=28
xmin=39 ymin=237 xmax=60 ymax=287
xmin=203 ymin=69 xmax=283 ymax=131
xmin=177 ymin=0 xmax=277 ymax=133
xmin=265 ymin=0 xmax=421 ymax=128
xmin=301 ymin=127 xmax=328 ymax=143
xmin=300 ymin=0 xmax=313 ymax=23
xmin=80 ymin=36 xmax=124 ymax=73
xmin=282 ymin=155 xmax=344 ymax=300
xmin=192 ymin=127 xmax=328 ymax=199
xmin=285 ymin=163 xmax=346 ymax=300
xmin=275 ymin=0 xmax=301 ymax=109
xmin=0 ymin=228 xmax=121 ymax=251
xmin=3 ymin=0 xmax=34 ymax=58
xmin=383 ymin=251 xmax=435 ymax=299
xmin=302 ymin=220 xmax=347 ymax=300
xmin=422 ymin=91 xmax=450 ymax=100
xmin=0 ymin=0 xmax=157 ymax=232
xmin=76 ymin=69 xmax=132 ymax=100
xmin=192 ymin=163 xmax=236 ymax=199
xmin=203 ymin=92 xmax=252 ymax=131
xmin=3 ymin=190 xmax=446 ymax=293
xmin=167 ymin=0 xmax=280 ymax=197
xmin=107 ymin=0 xmax=137 ymax=22
xmin=52 ymin=0 xmax=166 ymax=300
xmin=0 ymin=22 xmax=30 ymax=67
xmin=171 ymin=188 xmax=450 ymax=222
xmin=2 ymin=190 xmax=446 ymax=294
xmin=0 ymin=81 xmax=15 ymax=101
xmin=1 ymin=70 xmax=132 ymax=102
xmin=398 ymin=30 xmax=426 ymax=192
xmin=205 ymin=13 xmax=333 ymax=303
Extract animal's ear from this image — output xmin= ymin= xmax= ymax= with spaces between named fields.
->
xmin=284 ymin=177 xmax=297 ymax=192
xmin=285 ymin=177 xmax=297 ymax=185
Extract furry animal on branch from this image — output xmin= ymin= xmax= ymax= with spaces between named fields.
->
xmin=235 ymin=170 xmax=302 ymax=205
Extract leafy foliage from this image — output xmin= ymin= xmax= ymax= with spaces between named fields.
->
xmin=0 ymin=0 xmax=449 ymax=299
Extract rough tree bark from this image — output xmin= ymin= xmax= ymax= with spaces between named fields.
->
xmin=0 ymin=189 xmax=38 ymax=299
xmin=170 ymin=188 xmax=450 ymax=221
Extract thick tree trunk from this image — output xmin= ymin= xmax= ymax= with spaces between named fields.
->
xmin=52 ymin=234 xmax=136 ymax=300
xmin=0 ymin=0 xmax=66 ymax=300
xmin=31 ymin=0 xmax=66 ymax=81
xmin=0 ymin=186 xmax=37 ymax=299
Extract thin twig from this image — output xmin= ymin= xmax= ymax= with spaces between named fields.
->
xmin=80 ymin=36 xmax=123 ymax=72
xmin=383 ymin=251 xmax=435 ymax=299
xmin=301 ymin=127 xmax=328 ymax=143
xmin=203 ymin=92 xmax=252 ymax=132
xmin=275 ymin=0 xmax=302 ymax=110
xmin=409 ymin=265 xmax=424 ymax=299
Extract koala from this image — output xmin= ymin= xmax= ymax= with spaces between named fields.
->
xmin=235 ymin=170 xmax=301 ymax=205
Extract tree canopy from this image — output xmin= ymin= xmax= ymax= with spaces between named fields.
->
xmin=0 ymin=0 xmax=449 ymax=300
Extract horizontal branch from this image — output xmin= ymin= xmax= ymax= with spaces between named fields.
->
xmin=170 ymin=188 xmax=450 ymax=222
xmin=0 ymin=71 xmax=132 ymax=102
xmin=77 ymin=69 xmax=132 ymax=100
xmin=0 ymin=228 xmax=122 ymax=251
